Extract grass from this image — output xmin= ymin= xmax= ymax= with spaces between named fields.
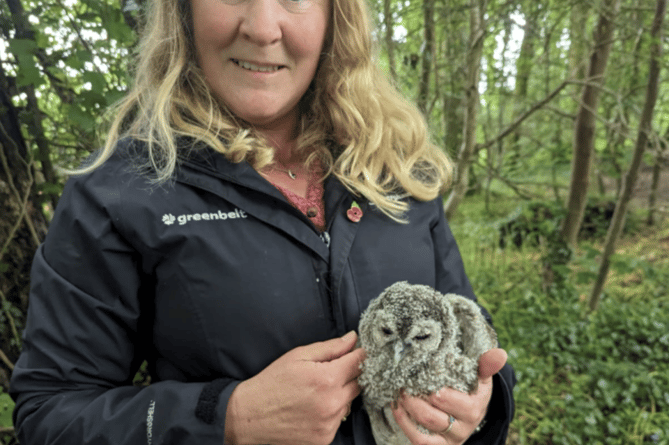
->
xmin=450 ymin=192 xmax=669 ymax=445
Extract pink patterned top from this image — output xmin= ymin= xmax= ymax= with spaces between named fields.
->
xmin=271 ymin=175 xmax=326 ymax=232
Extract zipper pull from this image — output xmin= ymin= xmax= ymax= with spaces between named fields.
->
xmin=320 ymin=231 xmax=331 ymax=248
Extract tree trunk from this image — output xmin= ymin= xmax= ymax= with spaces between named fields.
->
xmin=0 ymin=65 xmax=48 ymax=362
xmin=511 ymin=3 xmax=540 ymax=148
xmin=383 ymin=0 xmax=396 ymax=82
xmin=560 ymin=0 xmax=621 ymax=247
xmin=588 ymin=0 xmax=665 ymax=312
xmin=418 ymin=0 xmax=435 ymax=115
xmin=0 ymin=0 xmax=50 ymax=385
xmin=648 ymin=127 xmax=668 ymax=226
xmin=6 ymin=0 xmax=59 ymax=211
xmin=568 ymin=2 xmax=590 ymax=81
xmin=441 ymin=0 xmax=468 ymax=159
xmin=647 ymin=159 xmax=661 ymax=226
xmin=444 ymin=0 xmax=487 ymax=219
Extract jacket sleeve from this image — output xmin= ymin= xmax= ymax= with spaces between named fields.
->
xmin=9 ymin=159 xmax=238 ymax=445
xmin=430 ymin=199 xmax=516 ymax=445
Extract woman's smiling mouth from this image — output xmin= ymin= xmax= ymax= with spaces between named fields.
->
xmin=232 ymin=59 xmax=284 ymax=72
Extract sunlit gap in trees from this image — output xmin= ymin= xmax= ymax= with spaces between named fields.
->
xmin=480 ymin=12 xmax=570 ymax=107
xmin=1 ymin=0 xmax=132 ymax=99
xmin=479 ymin=12 xmax=525 ymax=105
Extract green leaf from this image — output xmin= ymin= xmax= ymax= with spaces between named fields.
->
xmin=105 ymin=16 xmax=133 ymax=43
xmin=583 ymin=245 xmax=601 ymax=260
xmin=80 ymin=90 xmax=107 ymax=109
xmin=67 ymin=104 xmax=96 ymax=131
xmin=104 ymin=88 xmax=127 ymax=106
xmin=610 ymin=255 xmax=637 ymax=275
xmin=15 ymin=56 xmax=43 ymax=86
xmin=65 ymin=50 xmax=93 ymax=71
xmin=82 ymin=71 xmax=107 ymax=93
xmin=576 ymin=270 xmax=597 ymax=284
xmin=8 ymin=38 xmax=37 ymax=56
xmin=37 ymin=182 xmax=63 ymax=195
xmin=77 ymin=49 xmax=94 ymax=63
xmin=0 ymin=391 xmax=14 ymax=428
xmin=9 ymin=38 xmax=43 ymax=87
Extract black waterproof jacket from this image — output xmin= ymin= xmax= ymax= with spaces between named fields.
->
xmin=11 ymin=140 xmax=515 ymax=444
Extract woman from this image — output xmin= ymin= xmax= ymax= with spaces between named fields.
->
xmin=10 ymin=0 xmax=515 ymax=444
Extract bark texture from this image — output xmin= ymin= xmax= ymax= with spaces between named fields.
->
xmin=560 ymin=0 xmax=621 ymax=247
xmin=588 ymin=0 xmax=666 ymax=312
xmin=444 ymin=0 xmax=487 ymax=219
xmin=418 ymin=0 xmax=435 ymax=114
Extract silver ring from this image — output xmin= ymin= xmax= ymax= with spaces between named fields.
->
xmin=440 ymin=414 xmax=456 ymax=435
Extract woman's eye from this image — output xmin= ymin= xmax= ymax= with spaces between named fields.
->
xmin=414 ymin=334 xmax=430 ymax=341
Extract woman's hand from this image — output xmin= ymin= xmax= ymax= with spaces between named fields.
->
xmin=224 ymin=331 xmax=365 ymax=445
xmin=391 ymin=348 xmax=508 ymax=445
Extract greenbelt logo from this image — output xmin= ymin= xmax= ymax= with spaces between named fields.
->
xmin=162 ymin=209 xmax=248 ymax=226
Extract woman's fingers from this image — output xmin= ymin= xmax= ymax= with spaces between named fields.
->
xmin=226 ymin=334 xmax=366 ymax=445
xmin=300 ymin=331 xmax=359 ymax=362
xmin=426 ymin=388 xmax=482 ymax=425
xmin=332 ymin=346 xmax=366 ymax=382
xmin=391 ymin=403 xmax=447 ymax=445
xmin=398 ymin=395 xmax=454 ymax=433
xmin=477 ymin=348 xmax=507 ymax=381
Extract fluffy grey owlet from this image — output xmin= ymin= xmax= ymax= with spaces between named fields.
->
xmin=357 ymin=281 xmax=497 ymax=445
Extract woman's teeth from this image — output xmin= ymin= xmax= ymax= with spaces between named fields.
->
xmin=233 ymin=59 xmax=281 ymax=72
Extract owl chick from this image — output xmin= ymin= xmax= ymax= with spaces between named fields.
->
xmin=357 ymin=281 xmax=497 ymax=445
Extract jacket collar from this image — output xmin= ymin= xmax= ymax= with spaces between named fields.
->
xmin=176 ymin=145 xmax=353 ymax=263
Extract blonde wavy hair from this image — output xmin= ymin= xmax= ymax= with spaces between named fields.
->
xmin=79 ymin=0 xmax=453 ymax=221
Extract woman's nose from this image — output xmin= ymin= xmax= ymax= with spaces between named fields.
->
xmin=238 ymin=0 xmax=283 ymax=46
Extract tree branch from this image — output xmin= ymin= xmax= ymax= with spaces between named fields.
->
xmin=0 ymin=122 xmax=40 ymax=257
xmin=0 ymin=347 xmax=15 ymax=371
xmin=0 ymin=289 xmax=21 ymax=350
xmin=476 ymin=79 xmax=570 ymax=151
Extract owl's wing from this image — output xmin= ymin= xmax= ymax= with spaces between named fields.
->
xmin=448 ymin=295 xmax=498 ymax=360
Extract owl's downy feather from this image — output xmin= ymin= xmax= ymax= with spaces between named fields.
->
xmin=357 ymin=281 xmax=497 ymax=445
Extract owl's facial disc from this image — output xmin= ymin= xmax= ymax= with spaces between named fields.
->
xmin=388 ymin=320 xmax=442 ymax=366
xmin=370 ymin=312 xmax=398 ymax=349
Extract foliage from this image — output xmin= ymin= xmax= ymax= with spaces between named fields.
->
xmin=0 ymin=392 xmax=12 ymax=430
xmin=452 ymin=196 xmax=669 ymax=444
xmin=1 ymin=0 xmax=139 ymax=172
xmin=0 ymin=391 xmax=16 ymax=445
xmin=495 ymin=198 xmax=640 ymax=249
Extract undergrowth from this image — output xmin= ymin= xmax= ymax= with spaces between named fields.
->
xmin=451 ymin=194 xmax=669 ymax=444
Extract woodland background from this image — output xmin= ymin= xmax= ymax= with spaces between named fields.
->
xmin=1 ymin=0 xmax=669 ymax=443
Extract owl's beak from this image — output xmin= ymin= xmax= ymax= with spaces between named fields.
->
xmin=393 ymin=342 xmax=409 ymax=364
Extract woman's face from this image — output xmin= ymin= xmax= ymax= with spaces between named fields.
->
xmin=191 ymin=0 xmax=330 ymax=133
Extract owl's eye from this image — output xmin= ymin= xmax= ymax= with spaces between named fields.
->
xmin=381 ymin=327 xmax=393 ymax=335
xmin=414 ymin=334 xmax=430 ymax=341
